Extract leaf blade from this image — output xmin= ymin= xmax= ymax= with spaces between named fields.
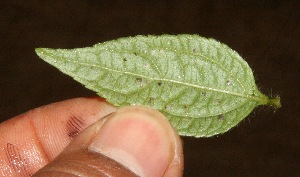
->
xmin=35 ymin=34 xmax=279 ymax=137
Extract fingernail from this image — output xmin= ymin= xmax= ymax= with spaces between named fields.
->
xmin=89 ymin=106 xmax=175 ymax=177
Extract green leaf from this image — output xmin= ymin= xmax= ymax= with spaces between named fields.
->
xmin=35 ymin=34 xmax=280 ymax=137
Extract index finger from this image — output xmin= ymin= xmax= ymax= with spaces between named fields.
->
xmin=0 ymin=97 xmax=116 ymax=177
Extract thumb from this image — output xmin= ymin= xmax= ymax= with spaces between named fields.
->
xmin=33 ymin=106 xmax=184 ymax=177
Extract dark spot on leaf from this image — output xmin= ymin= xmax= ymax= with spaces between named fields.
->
xmin=136 ymin=77 xmax=142 ymax=82
xmin=218 ymin=114 xmax=225 ymax=120
xmin=183 ymin=105 xmax=188 ymax=109
xmin=193 ymin=48 xmax=197 ymax=53
xmin=226 ymin=80 xmax=232 ymax=86
xmin=123 ymin=57 xmax=127 ymax=61
xmin=201 ymin=92 xmax=206 ymax=96
xmin=133 ymin=52 xmax=138 ymax=56
xmin=165 ymin=105 xmax=171 ymax=110
xmin=158 ymin=82 xmax=162 ymax=86
xmin=148 ymin=97 xmax=154 ymax=104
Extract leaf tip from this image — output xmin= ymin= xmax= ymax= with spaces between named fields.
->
xmin=35 ymin=48 xmax=45 ymax=56
xmin=35 ymin=48 xmax=56 ymax=59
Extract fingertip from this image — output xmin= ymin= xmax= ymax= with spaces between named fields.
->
xmin=89 ymin=106 xmax=183 ymax=177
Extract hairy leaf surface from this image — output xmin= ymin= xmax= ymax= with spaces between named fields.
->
xmin=36 ymin=35 xmax=280 ymax=137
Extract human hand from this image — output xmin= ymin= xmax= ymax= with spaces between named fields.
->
xmin=0 ymin=97 xmax=183 ymax=177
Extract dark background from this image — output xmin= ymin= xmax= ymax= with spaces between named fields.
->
xmin=1 ymin=1 xmax=299 ymax=176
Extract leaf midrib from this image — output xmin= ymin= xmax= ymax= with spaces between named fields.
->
xmin=44 ymin=50 xmax=265 ymax=104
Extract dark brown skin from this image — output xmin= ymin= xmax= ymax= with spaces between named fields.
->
xmin=0 ymin=97 xmax=184 ymax=177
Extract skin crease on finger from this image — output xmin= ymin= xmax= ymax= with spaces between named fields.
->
xmin=0 ymin=98 xmax=184 ymax=177
xmin=0 ymin=97 xmax=117 ymax=177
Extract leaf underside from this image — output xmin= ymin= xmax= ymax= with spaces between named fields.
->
xmin=35 ymin=34 xmax=276 ymax=137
